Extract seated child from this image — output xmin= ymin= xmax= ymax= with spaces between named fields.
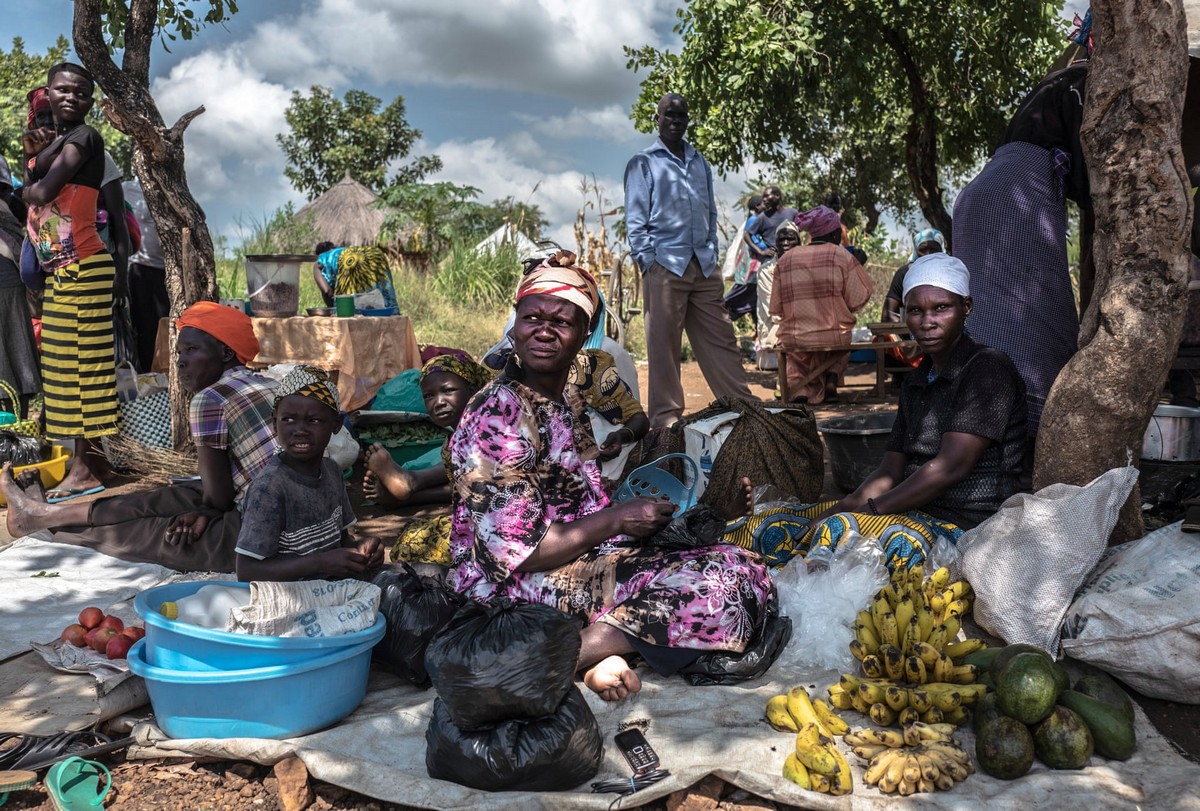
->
xmin=363 ymin=353 xmax=493 ymax=508
xmin=236 ymin=366 xmax=383 ymax=581
xmin=363 ymin=354 xmax=492 ymax=566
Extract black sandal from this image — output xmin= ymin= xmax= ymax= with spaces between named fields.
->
xmin=0 ymin=731 xmax=113 ymax=771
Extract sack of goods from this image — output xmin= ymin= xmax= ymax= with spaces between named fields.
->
xmin=424 ymin=601 xmax=582 ymax=731
xmin=424 ymin=601 xmax=601 ymax=791
xmin=424 ymin=687 xmax=603 ymax=792
xmin=371 ymin=565 xmax=463 ymax=688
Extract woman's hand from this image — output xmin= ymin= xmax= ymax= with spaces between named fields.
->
xmin=164 ymin=511 xmax=215 ymax=546
xmin=612 ymin=497 xmax=675 ymax=538
xmin=597 ymin=428 xmax=632 ymax=461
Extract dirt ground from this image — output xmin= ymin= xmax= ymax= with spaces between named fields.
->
xmin=1 ymin=359 xmax=1196 ymax=809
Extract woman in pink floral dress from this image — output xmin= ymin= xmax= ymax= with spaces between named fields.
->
xmin=446 ymin=252 xmax=775 ymax=701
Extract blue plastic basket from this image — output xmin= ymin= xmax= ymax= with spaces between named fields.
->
xmin=134 ymin=580 xmax=384 ymax=672
xmin=126 ymin=637 xmax=375 ymax=739
xmin=614 ymin=453 xmax=700 ymax=516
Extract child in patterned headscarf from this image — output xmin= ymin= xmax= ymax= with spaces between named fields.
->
xmin=235 ymin=365 xmax=384 ymax=581
xmin=363 ymin=354 xmax=493 ymax=566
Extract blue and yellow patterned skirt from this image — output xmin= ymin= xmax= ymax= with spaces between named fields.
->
xmin=722 ymin=501 xmax=963 ymax=571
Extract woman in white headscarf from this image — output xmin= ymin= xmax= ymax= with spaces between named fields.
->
xmin=725 ymin=254 xmax=1028 ymax=571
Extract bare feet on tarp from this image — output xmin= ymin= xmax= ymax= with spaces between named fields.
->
xmin=361 ymin=469 xmax=397 ymax=506
xmin=583 ymin=654 xmax=643 ymax=702
xmin=364 ymin=442 xmax=416 ymax=504
xmin=1 ymin=463 xmax=55 ymax=537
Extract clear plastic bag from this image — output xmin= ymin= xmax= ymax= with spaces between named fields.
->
xmin=773 ymin=530 xmax=889 ymax=678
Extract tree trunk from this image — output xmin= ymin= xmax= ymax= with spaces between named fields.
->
xmin=1034 ymin=0 xmax=1191 ymax=543
xmin=881 ymin=27 xmax=954 ymax=246
xmin=73 ymin=0 xmax=218 ymax=452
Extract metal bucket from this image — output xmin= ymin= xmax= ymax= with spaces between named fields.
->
xmin=817 ymin=411 xmax=897 ymax=492
xmin=244 ymin=254 xmax=314 ymax=318
xmin=1142 ymin=404 xmax=1200 ymax=461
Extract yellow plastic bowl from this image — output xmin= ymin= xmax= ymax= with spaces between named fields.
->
xmin=0 ymin=445 xmax=69 ymax=507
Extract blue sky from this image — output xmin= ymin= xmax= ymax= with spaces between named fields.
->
xmin=12 ymin=0 xmax=1088 ymax=252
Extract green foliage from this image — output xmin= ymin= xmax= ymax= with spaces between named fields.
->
xmin=627 ymin=0 xmax=1063 ymax=225
xmin=96 ymin=0 xmax=239 ymax=50
xmin=0 ymin=36 xmax=132 ymax=175
xmin=277 ymin=86 xmax=441 ymax=199
xmin=379 ymin=182 xmax=545 ymax=257
xmin=435 ymin=240 xmax=523 ymax=307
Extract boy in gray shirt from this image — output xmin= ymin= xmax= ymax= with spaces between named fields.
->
xmin=236 ymin=366 xmax=383 ymax=581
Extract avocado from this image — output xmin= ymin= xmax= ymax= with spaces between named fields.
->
xmin=990 ymin=643 xmax=1055 ymax=675
xmin=972 ymin=692 xmax=1005 ymax=733
xmin=1033 ymin=706 xmax=1094 ymax=769
xmin=1074 ymin=673 xmax=1135 ymax=723
xmin=995 ymin=653 xmax=1061 ymax=725
xmin=976 ymin=716 xmax=1035 ymax=780
xmin=1059 ymin=689 xmax=1136 ymax=761
xmin=961 ymin=647 xmax=1003 ymax=671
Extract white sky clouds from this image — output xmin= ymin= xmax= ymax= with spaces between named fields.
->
xmin=93 ymin=0 xmax=762 ymax=250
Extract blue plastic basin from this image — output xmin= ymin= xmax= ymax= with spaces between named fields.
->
xmin=134 ymin=581 xmax=384 ymax=672
xmin=126 ymin=637 xmax=375 ymax=739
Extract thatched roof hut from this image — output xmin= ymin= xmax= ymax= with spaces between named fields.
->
xmin=293 ymin=171 xmax=418 ymax=248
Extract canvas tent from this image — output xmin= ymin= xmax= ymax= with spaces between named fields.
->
xmin=473 ymin=223 xmax=540 ymax=258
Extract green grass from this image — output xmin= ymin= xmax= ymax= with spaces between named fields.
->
xmin=213 ymin=207 xmax=651 ymax=363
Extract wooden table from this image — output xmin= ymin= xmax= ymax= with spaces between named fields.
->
xmin=250 ymin=315 xmax=421 ymax=411
xmin=152 ymin=314 xmax=421 ymax=412
xmin=778 ymin=340 xmax=920 ymax=401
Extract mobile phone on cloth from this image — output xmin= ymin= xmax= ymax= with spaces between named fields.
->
xmin=614 ymin=729 xmax=660 ymax=776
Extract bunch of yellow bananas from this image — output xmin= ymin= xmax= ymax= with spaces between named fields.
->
xmin=847 ymin=722 xmax=974 ymax=795
xmin=765 ymin=687 xmax=853 ymax=795
xmin=832 ymin=673 xmax=988 ymax=727
xmin=851 ymin=565 xmax=986 ymax=689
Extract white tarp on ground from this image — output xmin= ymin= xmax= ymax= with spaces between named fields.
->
xmin=0 ymin=536 xmax=175 ymax=662
xmin=129 ymin=662 xmax=1200 ymax=810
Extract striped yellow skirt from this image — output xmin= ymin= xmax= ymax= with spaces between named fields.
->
xmin=41 ymin=252 xmax=119 ymax=439
xmin=722 ymin=501 xmax=964 ymax=571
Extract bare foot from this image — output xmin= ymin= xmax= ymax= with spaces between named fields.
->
xmin=1 ymin=463 xmax=61 ymax=537
xmin=362 ymin=469 xmax=398 ymax=506
xmin=15 ymin=469 xmax=46 ymax=500
xmin=365 ymin=443 xmax=417 ymax=503
xmin=583 ymin=654 xmax=642 ymax=702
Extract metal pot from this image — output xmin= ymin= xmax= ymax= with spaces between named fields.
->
xmin=1142 ymin=404 xmax=1200 ymax=461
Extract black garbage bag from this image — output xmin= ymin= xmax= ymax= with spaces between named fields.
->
xmin=425 ymin=687 xmax=602 ymax=792
xmin=371 ymin=563 xmax=464 ymax=688
xmin=644 ymin=503 xmax=727 ymax=550
xmin=678 ymin=602 xmax=792 ymax=686
xmin=424 ymin=601 xmax=581 ymax=730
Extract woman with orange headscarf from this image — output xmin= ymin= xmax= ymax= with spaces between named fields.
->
xmin=0 ymin=301 xmax=279 ymax=572
xmin=446 ymin=251 xmax=774 ymax=703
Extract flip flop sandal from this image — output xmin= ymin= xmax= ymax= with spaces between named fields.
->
xmin=45 ymin=757 xmax=110 ymax=811
xmin=0 ymin=732 xmax=111 ymax=771
xmin=0 ymin=770 xmax=37 ymax=807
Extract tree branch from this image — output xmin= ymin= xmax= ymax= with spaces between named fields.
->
xmin=72 ymin=0 xmax=123 ymax=94
xmin=122 ymin=0 xmax=158 ymax=85
xmin=168 ymin=105 xmax=207 ymax=142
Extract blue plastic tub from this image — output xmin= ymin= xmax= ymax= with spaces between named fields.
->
xmin=134 ymin=581 xmax=384 ymax=672
xmin=126 ymin=637 xmax=375 ymax=739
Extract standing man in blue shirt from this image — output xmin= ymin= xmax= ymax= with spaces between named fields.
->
xmin=624 ymin=93 xmax=753 ymax=428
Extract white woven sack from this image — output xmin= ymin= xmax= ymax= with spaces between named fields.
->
xmin=229 ymin=579 xmax=381 ymax=638
xmin=957 ymin=466 xmax=1138 ymax=656
xmin=1060 ymin=521 xmax=1200 ymax=702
